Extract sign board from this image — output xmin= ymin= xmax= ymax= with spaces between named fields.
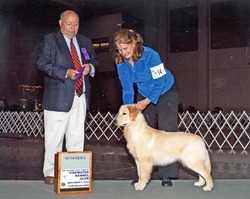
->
xmin=54 ymin=151 xmax=92 ymax=194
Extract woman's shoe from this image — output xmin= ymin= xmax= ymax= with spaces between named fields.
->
xmin=161 ymin=178 xmax=173 ymax=187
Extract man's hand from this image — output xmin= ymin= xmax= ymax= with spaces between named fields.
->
xmin=66 ymin=69 xmax=79 ymax=80
xmin=66 ymin=63 xmax=91 ymax=80
xmin=82 ymin=63 xmax=91 ymax=75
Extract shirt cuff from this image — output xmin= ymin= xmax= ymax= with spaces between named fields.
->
xmin=89 ymin=63 xmax=95 ymax=77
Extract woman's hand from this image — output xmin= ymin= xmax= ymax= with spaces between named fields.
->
xmin=136 ymin=98 xmax=151 ymax=111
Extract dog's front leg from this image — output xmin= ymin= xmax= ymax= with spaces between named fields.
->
xmin=134 ymin=158 xmax=152 ymax=191
xmin=134 ymin=158 xmax=141 ymax=180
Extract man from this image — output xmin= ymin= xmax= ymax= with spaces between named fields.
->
xmin=37 ymin=10 xmax=99 ymax=184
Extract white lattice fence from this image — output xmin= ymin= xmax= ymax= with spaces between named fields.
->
xmin=178 ymin=111 xmax=250 ymax=153
xmin=0 ymin=111 xmax=250 ymax=153
xmin=0 ymin=111 xmax=44 ymax=137
xmin=85 ymin=112 xmax=123 ymax=141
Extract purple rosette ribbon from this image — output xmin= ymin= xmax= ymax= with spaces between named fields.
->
xmin=74 ymin=47 xmax=89 ymax=79
xmin=74 ymin=66 xmax=85 ymax=79
xmin=81 ymin=47 xmax=90 ymax=61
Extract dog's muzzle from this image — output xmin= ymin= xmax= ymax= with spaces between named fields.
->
xmin=115 ymin=119 xmax=127 ymax=127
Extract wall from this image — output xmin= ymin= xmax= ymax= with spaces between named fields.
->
xmin=83 ymin=13 xmax=123 ymax=112
xmin=0 ymin=1 xmax=62 ymax=109
xmin=78 ymin=0 xmax=250 ymax=113
xmin=210 ymin=48 xmax=250 ymax=112
xmin=83 ymin=13 xmax=122 ymax=72
xmin=0 ymin=0 xmax=249 ymax=113
xmin=167 ymin=0 xmax=250 ymax=113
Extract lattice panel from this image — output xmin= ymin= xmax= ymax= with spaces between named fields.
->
xmin=0 ymin=111 xmax=44 ymax=137
xmin=85 ymin=112 xmax=123 ymax=141
xmin=178 ymin=111 xmax=250 ymax=153
xmin=1 ymin=110 xmax=250 ymax=153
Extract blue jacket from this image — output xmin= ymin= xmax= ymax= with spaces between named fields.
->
xmin=116 ymin=46 xmax=174 ymax=104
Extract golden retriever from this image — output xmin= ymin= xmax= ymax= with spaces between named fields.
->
xmin=116 ymin=104 xmax=214 ymax=191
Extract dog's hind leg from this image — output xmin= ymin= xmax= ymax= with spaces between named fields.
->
xmin=196 ymin=170 xmax=213 ymax=191
xmin=182 ymin=149 xmax=214 ymax=191
xmin=134 ymin=158 xmax=153 ymax=191
xmin=196 ymin=155 xmax=214 ymax=191
xmin=194 ymin=175 xmax=205 ymax=186
xmin=191 ymin=164 xmax=213 ymax=191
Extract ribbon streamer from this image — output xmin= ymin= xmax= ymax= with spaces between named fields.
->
xmin=81 ymin=47 xmax=90 ymax=61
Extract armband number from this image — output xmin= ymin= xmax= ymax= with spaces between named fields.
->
xmin=150 ymin=63 xmax=166 ymax=79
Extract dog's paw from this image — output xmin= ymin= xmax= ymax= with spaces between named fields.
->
xmin=194 ymin=177 xmax=205 ymax=187
xmin=194 ymin=181 xmax=205 ymax=187
xmin=134 ymin=182 xmax=146 ymax=191
xmin=203 ymin=185 xmax=213 ymax=191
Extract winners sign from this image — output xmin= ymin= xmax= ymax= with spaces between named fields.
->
xmin=54 ymin=151 xmax=92 ymax=194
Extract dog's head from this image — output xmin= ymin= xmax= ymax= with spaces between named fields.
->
xmin=116 ymin=104 xmax=140 ymax=127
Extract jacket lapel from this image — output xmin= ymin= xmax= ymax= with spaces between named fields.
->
xmin=56 ymin=31 xmax=74 ymax=69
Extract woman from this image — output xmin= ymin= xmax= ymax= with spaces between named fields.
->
xmin=113 ymin=29 xmax=179 ymax=187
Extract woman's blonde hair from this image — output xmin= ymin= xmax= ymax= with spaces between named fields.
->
xmin=113 ymin=29 xmax=144 ymax=64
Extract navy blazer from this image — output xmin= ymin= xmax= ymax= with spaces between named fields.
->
xmin=37 ymin=31 xmax=99 ymax=112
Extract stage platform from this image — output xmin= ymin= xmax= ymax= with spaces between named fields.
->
xmin=1 ymin=179 xmax=249 ymax=199
xmin=1 ymin=136 xmax=250 ymax=181
xmin=0 ymin=135 xmax=250 ymax=199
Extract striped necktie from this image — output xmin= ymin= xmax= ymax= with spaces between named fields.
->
xmin=70 ymin=39 xmax=83 ymax=96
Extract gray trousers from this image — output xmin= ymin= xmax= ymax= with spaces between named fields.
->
xmin=137 ymin=83 xmax=179 ymax=179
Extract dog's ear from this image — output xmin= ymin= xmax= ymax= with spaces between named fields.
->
xmin=128 ymin=105 xmax=140 ymax=121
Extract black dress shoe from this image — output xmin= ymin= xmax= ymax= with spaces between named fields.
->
xmin=161 ymin=178 xmax=173 ymax=187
